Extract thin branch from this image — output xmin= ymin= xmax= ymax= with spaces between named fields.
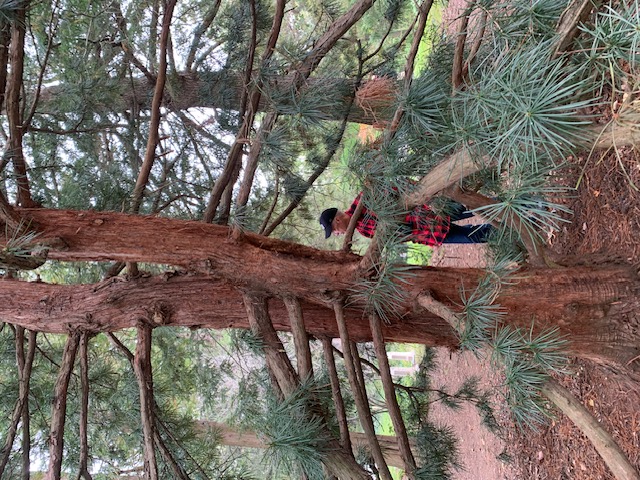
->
xmin=76 ymin=333 xmax=94 ymax=480
xmin=0 ymin=22 xmax=11 ymax=115
xmin=23 ymin=0 xmax=60 ymax=130
xmin=245 ymin=293 xmax=369 ymax=479
xmin=185 ymin=0 xmax=223 ymax=72
xmin=0 ymin=328 xmax=36 ymax=479
xmin=321 ymin=337 xmax=353 ymax=455
xmin=541 ymin=378 xmax=640 ymax=480
xmin=258 ymin=175 xmax=280 ymax=235
xmin=262 ymin=77 xmax=359 ymax=237
xmin=342 ymin=199 xmax=366 ymax=253
xmin=283 ymin=296 xmax=313 ymax=380
xmin=242 ymin=292 xmax=300 ymax=393
xmin=389 ymin=0 xmax=433 ymax=132
xmin=462 ymin=8 xmax=487 ymax=81
xmin=452 ymin=2 xmax=474 ymax=91
xmin=133 ymin=325 xmax=158 ymax=480
xmin=332 ymin=300 xmax=393 ymax=480
xmin=553 ymin=0 xmax=602 ymax=58
xmin=130 ymin=0 xmax=177 ymax=213
xmin=109 ymin=332 xmax=196 ymax=479
xmin=0 ymin=189 xmax=23 ymax=232
xmin=202 ymin=0 xmax=277 ymax=223
xmin=48 ymin=332 xmax=81 ymax=480
xmin=368 ymin=312 xmax=417 ymax=477
xmin=418 ymin=292 xmax=640 ymax=479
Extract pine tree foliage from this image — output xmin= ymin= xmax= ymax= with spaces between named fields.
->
xmin=0 ymin=0 xmax=639 ymax=477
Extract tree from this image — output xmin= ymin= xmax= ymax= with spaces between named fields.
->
xmin=1 ymin=0 xmax=639 ymax=478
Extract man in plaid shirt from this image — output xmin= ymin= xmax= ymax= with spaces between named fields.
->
xmin=319 ymin=192 xmax=493 ymax=246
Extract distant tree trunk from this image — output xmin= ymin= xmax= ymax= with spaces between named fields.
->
xmin=1 ymin=208 xmax=639 ymax=373
xmin=195 ymin=421 xmax=412 ymax=469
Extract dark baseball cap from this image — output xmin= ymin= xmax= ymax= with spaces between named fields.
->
xmin=319 ymin=208 xmax=338 ymax=238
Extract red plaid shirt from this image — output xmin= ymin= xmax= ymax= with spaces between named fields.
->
xmin=346 ymin=192 xmax=450 ymax=246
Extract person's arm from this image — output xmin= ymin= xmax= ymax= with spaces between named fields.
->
xmin=346 ymin=192 xmax=363 ymax=217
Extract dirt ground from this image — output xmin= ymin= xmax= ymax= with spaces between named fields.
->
xmin=428 ymin=4 xmax=640 ymax=479
xmin=427 ymin=149 xmax=640 ymax=480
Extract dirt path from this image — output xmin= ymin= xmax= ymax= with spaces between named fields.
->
xmin=429 ymin=348 xmax=516 ymax=480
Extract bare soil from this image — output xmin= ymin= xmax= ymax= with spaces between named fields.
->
xmin=427 ymin=149 xmax=640 ymax=480
xmin=431 ymin=5 xmax=640 ymax=479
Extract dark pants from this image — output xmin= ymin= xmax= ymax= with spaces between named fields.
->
xmin=442 ymin=223 xmax=494 ymax=243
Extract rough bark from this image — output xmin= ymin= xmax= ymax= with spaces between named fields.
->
xmin=321 ymin=337 xmax=352 ymax=455
xmin=0 ymin=208 xmax=639 ymax=370
xmin=133 ymin=325 xmax=158 ymax=480
xmin=369 ymin=313 xmax=417 ymax=477
xmin=334 ymin=302 xmax=392 ymax=480
xmin=77 ymin=333 xmax=93 ymax=480
xmin=47 ymin=333 xmax=80 ymax=480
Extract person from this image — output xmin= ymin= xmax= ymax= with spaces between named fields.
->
xmin=319 ymin=192 xmax=493 ymax=245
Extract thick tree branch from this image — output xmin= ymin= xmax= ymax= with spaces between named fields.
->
xmin=333 ymin=301 xmax=393 ymax=480
xmin=48 ymin=332 xmax=80 ymax=480
xmin=283 ymin=296 xmax=313 ymax=379
xmin=321 ymin=337 xmax=353 ymax=455
xmin=133 ymin=325 xmax=158 ymax=480
xmin=369 ymin=312 xmax=417 ymax=477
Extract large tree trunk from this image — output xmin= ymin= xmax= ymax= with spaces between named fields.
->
xmin=1 ymin=208 xmax=639 ymax=371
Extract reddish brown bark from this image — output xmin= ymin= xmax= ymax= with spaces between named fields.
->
xmin=1 ymin=208 xmax=638 ymax=370
xmin=133 ymin=325 xmax=158 ymax=480
xmin=334 ymin=302 xmax=392 ymax=480
xmin=6 ymin=4 xmax=36 ymax=208
xmin=369 ymin=313 xmax=416 ymax=476
xmin=48 ymin=333 xmax=80 ymax=480
xmin=77 ymin=333 xmax=93 ymax=480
